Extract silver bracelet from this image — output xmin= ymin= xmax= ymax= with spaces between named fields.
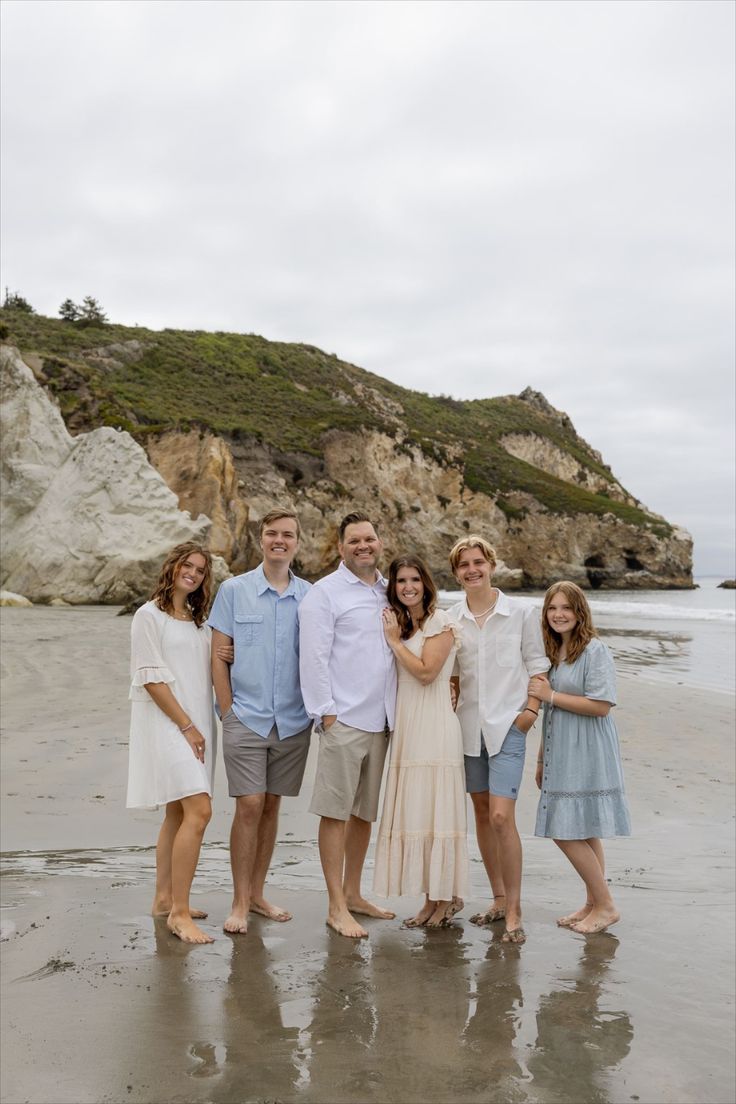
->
xmin=550 ymin=691 xmax=556 ymax=707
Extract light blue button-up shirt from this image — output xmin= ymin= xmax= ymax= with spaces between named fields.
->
xmin=208 ymin=564 xmax=311 ymax=739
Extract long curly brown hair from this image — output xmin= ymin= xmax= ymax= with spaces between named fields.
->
xmin=150 ymin=542 xmax=213 ymax=627
xmin=387 ymin=555 xmax=438 ymax=639
xmin=542 ymin=581 xmax=597 ymax=665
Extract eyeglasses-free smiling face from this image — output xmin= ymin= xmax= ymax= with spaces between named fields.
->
xmin=453 ymin=548 xmax=494 ymax=590
xmin=545 ymin=594 xmax=578 ymax=636
xmin=175 ymin=554 xmax=207 ymax=595
xmin=260 ymin=517 xmax=299 ymax=566
xmin=394 ymin=567 xmax=424 ymax=612
xmin=338 ymin=522 xmax=383 ymax=577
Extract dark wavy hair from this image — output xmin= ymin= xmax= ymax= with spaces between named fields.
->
xmin=387 ymin=555 xmax=438 ymax=639
xmin=542 ymin=581 xmax=597 ymax=665
xmin=150 ymin=542 xmax=213 ymax=627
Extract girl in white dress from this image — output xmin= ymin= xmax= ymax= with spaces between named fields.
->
xmin=127 ymin=542 xmax=220 ymax=945
xmin=373 ymin=555 xmax=468 ymax=928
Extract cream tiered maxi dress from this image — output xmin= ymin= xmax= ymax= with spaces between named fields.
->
xmin=373 ymin=608 xmax=468 ymax=902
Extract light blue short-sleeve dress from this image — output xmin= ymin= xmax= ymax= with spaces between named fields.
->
xmin=535 ymin=637 xmax=631 ymax=840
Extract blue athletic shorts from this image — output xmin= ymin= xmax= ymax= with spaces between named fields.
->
xmin=464 ymin=723 xmax=526 ymax=800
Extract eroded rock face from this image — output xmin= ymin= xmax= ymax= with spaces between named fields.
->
xmin=499 ymin=433 xmax=635 ymax=505
xmin=144 ymin=426 xmax=691 ymax=589
xmin=1 ymin=346 xmax=211 ymax=603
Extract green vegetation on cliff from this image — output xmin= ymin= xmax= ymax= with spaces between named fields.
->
xmin=0 ymin=309 xmax=670 ymax=533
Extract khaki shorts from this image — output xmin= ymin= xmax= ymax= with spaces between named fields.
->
xmin=222 ymin=711 xmax=311 ymax=798
xmin=309 ymin=719 xmax=389 ymax=822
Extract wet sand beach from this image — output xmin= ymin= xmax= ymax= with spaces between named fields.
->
xmin=1 ymin=606 xmax=735 ymax=1104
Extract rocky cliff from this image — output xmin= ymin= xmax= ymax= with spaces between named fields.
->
xmin=0 ymin=345 xmax=218 ymax=603
xmin=0 ymin=311 xmax=693 ymax=596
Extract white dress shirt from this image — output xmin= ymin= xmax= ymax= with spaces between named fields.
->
xmin=449 ymin=590 xmax=550 ymax=758
xmin=299 ymin=562 xmax=397 ymax=732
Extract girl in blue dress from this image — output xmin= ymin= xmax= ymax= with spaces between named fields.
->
xmin=529 ymin=581 xmax=631 ymax=934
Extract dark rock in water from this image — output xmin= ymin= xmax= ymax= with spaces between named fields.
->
xmin=718 ymin=579 xmax=736 ymax=590
xmin=117 ymin=597 xmax=147 ymax=615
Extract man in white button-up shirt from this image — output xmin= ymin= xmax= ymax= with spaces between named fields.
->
xmin=299 ymin=513 xmax=397 ymax=938
xmin=449 ymin=535 xmax=549 ymax=945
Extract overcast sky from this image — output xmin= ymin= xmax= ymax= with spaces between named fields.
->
xmin=2 ymin=0 xmax=734 ymax=574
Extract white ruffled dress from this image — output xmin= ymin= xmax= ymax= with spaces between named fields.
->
xmin=126 ymin=601 xmax=216 ymax=810
xmin=373 ymin=609 xmax=469 ymax=902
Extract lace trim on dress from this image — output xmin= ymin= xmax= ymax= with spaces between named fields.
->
xmin=546 ymin=787 xmax=623 ymax=799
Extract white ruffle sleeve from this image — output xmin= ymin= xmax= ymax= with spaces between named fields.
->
xmin=422 ymin=609 xmax=462 ymax=650
xmin=129 ymin=604 xmax=175 ymax=702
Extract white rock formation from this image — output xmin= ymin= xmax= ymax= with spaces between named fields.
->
xmin=1 ymin=345 xmax=211 ymax=603
xmin=0 ymin=590 xmax=33 ymax=607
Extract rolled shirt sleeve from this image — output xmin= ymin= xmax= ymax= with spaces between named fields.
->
xmin=522 ymin=604 xmax=551 ymax=678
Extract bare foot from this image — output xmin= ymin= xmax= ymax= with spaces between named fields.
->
xmin=167 ymin=914 xmax=214 ymax=944
xmin=250 ymin=899 xmax=292 ymax=922
xmin=326 ymin=909 xmax=368 ymax=938
xmin=571 ymin=908 xmax=620 ymax=934
xmin=152 ymin=897 xmax=207 ymax=919
xmin=345 ymin=896 xmax=395 ymax=920
xmin=501 ymin=926 xmax=527 ymax=944
xmin=557 ymin=903 xmax=593 ymax=928
xmin=223 ymin=910 xmax=249 ymax=934
xmin=404 ymin=898 xmax=436 ymax=928
xmin=470 ymin=895 xmax=505 ymax=926
xmin=426 ymin=897 xmax=464 ymax=929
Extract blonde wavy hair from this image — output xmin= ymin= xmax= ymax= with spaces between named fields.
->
xmin=150 ymin=542 xmax=213 ymax=627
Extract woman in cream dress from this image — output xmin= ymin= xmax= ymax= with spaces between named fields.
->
xmin=127 ymin=542 xmax=220 ymax=945
xmin=373 ymin=555 xmax=468 ymax=927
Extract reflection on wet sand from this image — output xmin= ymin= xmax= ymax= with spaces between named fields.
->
xmin=528 ymin=937 xmax=633 ymax=1104
xmin=463 ymin=930 xmax=525 ymax=1101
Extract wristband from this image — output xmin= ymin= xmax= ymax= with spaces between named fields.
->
xmin=550 ymin=691 xmax=556 ymax=707
xmin=524 ymin=707 xmax=539 ymax=717
xmin=180 ymin=722 xmax=194 ymax=733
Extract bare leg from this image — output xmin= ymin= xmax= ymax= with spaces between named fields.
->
xmin=319 ymin=816 xmax=367 ymax=938
xmin=153 ymin=802 xmax=208 ymax=918
xmin=249 ymin=793 xmax=291 ymax=921
xmin=489 ymin=796 xmax=525 ymax=942
xmin=555 ymin=838 xmax=606 ymax=926
xmin=469 ymin=791 xmax=506 ymax=924
xmin=344 ymin=815 xmax=395 ymax=919
xmin=555 ymin=839 xmax=620 ymax=933
xmin=224 ymin=793 xmax=265 ymax=934
xmin=167 ymin=793 xmax=213 ymax=944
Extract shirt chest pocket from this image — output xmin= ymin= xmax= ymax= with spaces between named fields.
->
xmin=496 ymin=634 xmax=521 ymax=668
xmin=235 ymin=613 xmax=264 ymax=646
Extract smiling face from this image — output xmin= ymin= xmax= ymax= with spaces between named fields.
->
xmin=260 ymin=516 xmax=299 ymax=569
xmin=453 ymin=547 xmax=494 ymax=593
xmin=339 ymin=521 xmax=383 ymax=578
xmin=174 ymin=552 xmax=208 ymax=597
xmin=545 ymin=593 xmax=578 ymax=637
xmin=394 ymin=566 xmax=425 ymax=613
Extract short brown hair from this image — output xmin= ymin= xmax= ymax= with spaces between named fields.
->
xmin=150 ymin=542 xmax=213 ymax=627
xmin=339 ymin=511 xmax=377 ymax=541
xmin=449 ymin=535 xmax=497 ymax=574
xmin=259 ymin=509 xmax=300 ymax=538
xmin=542 ymin=581 xmax=597 ymax=665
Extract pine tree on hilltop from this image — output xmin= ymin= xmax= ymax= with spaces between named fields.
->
xmin=59 ymin=298 xmax=80 ymax=322
xmin=78 ymin=296 xmax=108 ymax=326
xmin=3 ymin=288 xmax=34 ymax=313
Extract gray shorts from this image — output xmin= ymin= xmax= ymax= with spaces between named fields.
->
xmin=222 ymin=710 xmax=311 ymax=798
xmin=309 ymin=719 xmax=389 ymax=822
xmin=464 ymin=724 xmax=526 ymax=800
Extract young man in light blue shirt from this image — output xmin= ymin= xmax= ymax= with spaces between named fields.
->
xmin=210 ymin=509 xmax=311 ymax=934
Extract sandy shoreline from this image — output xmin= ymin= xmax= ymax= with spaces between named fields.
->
xmin=1 ymin=606 xmax=735 ymax=1104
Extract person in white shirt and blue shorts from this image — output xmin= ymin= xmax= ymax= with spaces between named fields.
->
xmin=449 ymin=535 xmax=549 ymax=945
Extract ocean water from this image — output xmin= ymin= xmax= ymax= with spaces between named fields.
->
xmin=439 ymin=576 xmax=735 ymax=694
